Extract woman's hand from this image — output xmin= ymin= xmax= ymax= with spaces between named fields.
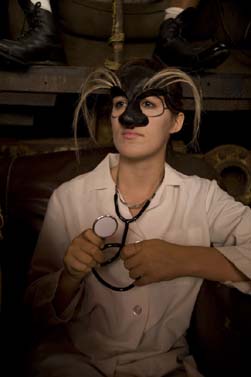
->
xmin=63 ymin=228 xmax=105 ymax=282
xmin=121 ymin=239 xmax=189 ymax=286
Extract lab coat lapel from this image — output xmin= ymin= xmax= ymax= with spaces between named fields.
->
xmin=129 ymin=164 xmax=184 ymax=241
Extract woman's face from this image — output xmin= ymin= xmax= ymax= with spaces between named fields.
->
xmin=111 ymin=95 xmax=184 ymax=161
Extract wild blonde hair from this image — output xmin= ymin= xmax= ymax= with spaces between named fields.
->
xmin=73 ymin=63 xmax=202 ymax=150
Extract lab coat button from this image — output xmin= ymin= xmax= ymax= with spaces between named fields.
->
xmin=133 ymin=305 xmax=142 ymax=316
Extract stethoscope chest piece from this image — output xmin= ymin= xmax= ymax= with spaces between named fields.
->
xmin=93 ymin=215 xmax=118 ymax=238
xmin=92 ymin=213 xmax=135 ymax=292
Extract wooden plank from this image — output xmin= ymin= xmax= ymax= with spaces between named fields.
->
xmin=183 ymin=74 xmax=251 ymax=99
xmin=0 ymin=66 xmax=250 ymax=100
xmin=184 ymin=99 xmax=251 ymax=111
xmin=0 ymin=92 xmax=57 ymax=106
xmin=0 ymin=137 xmax=98 ymax=156
xmin=0 ymin=113 xmax=34 ymax=126
xmin=0 ymin=137 xmax=183 ymax=157
xmin=0 ymin=66 xmax=91 ymax=94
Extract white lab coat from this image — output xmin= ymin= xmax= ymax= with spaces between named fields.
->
xmin=26 ymin=153 xmax=251 ymax=377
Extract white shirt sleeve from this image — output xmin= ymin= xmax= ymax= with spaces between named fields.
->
xmin=206 ymin=180 xmax=251 ymax=293
xmin=25 ymin=187 xmax=85 ymax=325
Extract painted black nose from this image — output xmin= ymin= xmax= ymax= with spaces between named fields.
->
xmin=119 ymin=110 xmax=149 ymax=129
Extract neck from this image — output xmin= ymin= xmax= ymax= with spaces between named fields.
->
xmin=112 ymin=154 xmax=165 ymax=209
xmin=119 ymin=153 xmax=165 ymax=182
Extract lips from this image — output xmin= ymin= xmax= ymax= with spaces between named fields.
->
xmin=122 ymin=131 xmax=144 ymax=139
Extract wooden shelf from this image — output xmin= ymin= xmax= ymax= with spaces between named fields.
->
xmin=0 ymin=64 xmax=250 ymax=111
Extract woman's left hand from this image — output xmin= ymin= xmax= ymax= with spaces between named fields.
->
xmin=121 ymin=239 xmax=189 ymax=286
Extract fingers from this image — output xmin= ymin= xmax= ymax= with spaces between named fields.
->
xmin=123 ymin=254 xmax=141 ymax=270
xmin=64 ymin=257 xmax=92 ymax=278
xmin=121 ymin=241 xmax=142 ymax=260
xmin=72 ymin=248 xmax=99 ymax=269
xmin=121 ymin=241 xmax=147 ymax=284
xmin=121 ymin=241 xmax=142 ymax=273
xmin=128 ymin=265 xmax=144 ymax=280
xmin=64 ymin=228 xmax=105 ymax=280
xmin=82 ymin=228 xmax=104 ymax=248
xmin=134 ymin=275 xmax=149 ymax=286
xmin=79 ymin=229 xmax=105 ymax=264
xmin=64 ymin=243 xmax=99 ymax=280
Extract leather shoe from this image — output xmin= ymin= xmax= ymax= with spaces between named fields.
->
xmin=153 ymin=7 xmax=230 ymax=72
xmin=0 ymin=1 xmax=65 ymax=68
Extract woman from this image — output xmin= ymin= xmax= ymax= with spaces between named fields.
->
xmin=26 ymin=59 xmax=251 ymax=377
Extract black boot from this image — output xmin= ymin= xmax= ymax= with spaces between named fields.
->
xmin=153 ymin=7 xmax=229 ymax=72
xmin=0 ymin=1 xmax=65 ymax=68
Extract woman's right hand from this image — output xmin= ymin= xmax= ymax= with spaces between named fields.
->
xmin=63 ymin=228 xmax=105 ymax=282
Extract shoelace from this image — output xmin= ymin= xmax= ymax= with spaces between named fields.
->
xmin=17 ymin=2 xmax=42 ymax=41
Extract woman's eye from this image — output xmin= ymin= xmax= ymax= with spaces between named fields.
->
xmin=113 ymin=100 xmax=127 ymax=109
xmin=141 ymin=100 xmax=155 ymax=108
xmin=115 ymin=101 xmax=126 ymax=108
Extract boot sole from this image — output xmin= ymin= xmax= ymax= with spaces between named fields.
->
xmin=0 ymin=51 xmax=65 ymax=69
xmin=153 ymin=48 xmax=230 ymax=74
xmin=28 ymin=60 xmax=66 ymax=66
xmin=0 ymin=50 xmax=29 ymax=69
xmin=152 ymin=53 xmax=205 ymax=74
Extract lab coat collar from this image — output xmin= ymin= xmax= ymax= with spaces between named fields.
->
xmin=86 ymin=153 xmax=118 ymax=191
xmin=86 ymin=153 xmax=185 ymax=192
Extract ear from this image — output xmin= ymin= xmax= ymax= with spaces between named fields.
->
xmin=170 ymin=112 xmax=184 ymax=134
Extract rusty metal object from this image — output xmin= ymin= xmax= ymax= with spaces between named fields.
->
xmin=105 ymin=0 xmax=125 ymax=70
xmin=205 ymin=144 xmax=251 ymax=205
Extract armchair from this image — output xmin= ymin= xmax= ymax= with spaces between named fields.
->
xmin=0 ymin=146 xmax=250 ymax=377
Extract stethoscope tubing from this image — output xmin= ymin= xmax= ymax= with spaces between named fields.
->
xmin=92 ymin=192 xmax=151 ymax=291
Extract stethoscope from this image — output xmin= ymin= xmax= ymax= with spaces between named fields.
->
xmin=92 ymin=191 xmax=151 ymax=292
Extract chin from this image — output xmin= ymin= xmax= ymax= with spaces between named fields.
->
xmin=114 ymin=139 xmax=142 ymax=155
xmin=119 ymin=147 xmax=156 ymax=162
